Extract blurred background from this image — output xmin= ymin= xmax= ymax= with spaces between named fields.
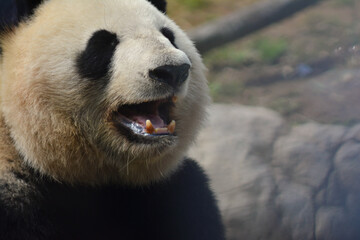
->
xmin=167 ymin=0 xmax=360 ymax=239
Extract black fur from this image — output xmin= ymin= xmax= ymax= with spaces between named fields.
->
xmin=147 ymin=0 xmax=167 ymax=13
xmin=0 ymin=0 xmax=43 ymax=32
xmin=16 ymin=0 xmax=43 ymax=17
xmin=0 ymin=0 xmax=17 ymax=33
xmin=161 ymin=27 xmax=177 ymax=48
xmin=0 ymin=159 xmax=225 ymax=240
xmin=76 ymin=30 xmax=119 ymax=81
xmin=0 ymin=0 xmax=166 ymax=32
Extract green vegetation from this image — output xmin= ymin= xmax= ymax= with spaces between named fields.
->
xmin=252 ymin=37 xmax=288 ymax=63
xmin=209 ymin=82 xmax=222 ymax=101
xmin=209 ymin=81 xmax=245 ymax=102
xmin=204 ymin=37 xmax=288 ymax=67
xmin=268 ymin=97 xmax=301 ymax=117
xmin=175 ymin=0 xmax=208 ymax=10
xmin=204 ymin=46 xmax=255 ymax=67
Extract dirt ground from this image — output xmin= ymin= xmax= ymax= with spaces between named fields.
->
xmin=170 ymin=0 xmax=360 ymax=125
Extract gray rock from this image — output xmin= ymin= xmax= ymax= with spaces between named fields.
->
xmin=189 ymin=104 xmax=284 ymax=240
xmin=344 ymin=124 xmax=360 ymax=142
xmin=335 ymin=141 xmax=360 ymax=193
xmin=225 ymin=201 xmax=281 ymax=240
xmin=189 ymin=104 xmax=284 ymax=197
xmin=315 ymin=189 xmax=326 ymax=206
xmin=275 ymin=182 xmax=314 ymax=240
xmin=288 ymin=123 xmax=346 ymax=152
xmin=346 ymin=193 xmax=360 ymax=214
xmin=189 ymin=103 xmax=360 ymax=240
xmin=324 ymin=171 xmax=346 ymax=206
xmin=302 ymin=69 xmax=360 ymax=124
xmin=346 ymin=193 xmax=360 ymax=238
xmin=315 ymin=207 xmax=349 ymax=240
xmin=272 ymin=123 xmax=346 ymax=188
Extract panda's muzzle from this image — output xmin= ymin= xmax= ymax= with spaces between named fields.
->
xmin=112 ymin=97 xmax=177 ymax=138
xmin=109 ymin=64 xmax=189 ymax=141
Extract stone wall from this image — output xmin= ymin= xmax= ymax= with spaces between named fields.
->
xmin=190 ymin=104 xmax=360 ymax=240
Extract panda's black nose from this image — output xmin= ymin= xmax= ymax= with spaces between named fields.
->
xmin=149 ymin=64 xmax=190 ymax=88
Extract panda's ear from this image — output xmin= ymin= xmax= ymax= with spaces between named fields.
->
xmin=0 ymin=0 xmax=43 ymax=32
xmin=147 ymin=0 xmax=167 ymax=13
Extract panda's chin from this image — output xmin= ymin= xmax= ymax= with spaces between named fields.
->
xmin=111 ymin=97 xmax=178 ymax=143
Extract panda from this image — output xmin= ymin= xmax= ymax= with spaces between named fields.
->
xmin=0 ymin=0 xmax=225 ymax=239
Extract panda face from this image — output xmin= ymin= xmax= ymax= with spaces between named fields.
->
xmin=0 ymin=0 xmax=208 ymax=185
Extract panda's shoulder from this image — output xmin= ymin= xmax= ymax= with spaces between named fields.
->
xmin=151 ymin=158 xmax=214 ymax=200
xmin=0 ymin=162 xmax=40 ymax=213
xmin=170 ymin=158 xmax=210 ymax=186
xmin=0 ymin=165 xmax=50 ymax=239
xmin=0 ymin=115 xmax=43 ymax=211
xmin=142 ymin=159 xmax=225 ymax=240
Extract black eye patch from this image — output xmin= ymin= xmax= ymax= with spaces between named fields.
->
xmin=76 ymin=30 xmax=119 ymax=81
xmin=161 ymin=27 xmax=177 ymax=48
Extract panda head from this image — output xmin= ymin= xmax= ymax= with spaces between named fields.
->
xmin=0 ymin=0 xmax=209 ymax=185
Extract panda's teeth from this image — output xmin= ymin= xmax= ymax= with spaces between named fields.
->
xmin=146 ymin=120 xmax=155 ymax=134
xmin=154 ymin=128 xmax=168 ymax=134
xmin=145 ymin=119 xmax=176 ymax=135
xmin=167 ymin=120 xmax=176 ymax=134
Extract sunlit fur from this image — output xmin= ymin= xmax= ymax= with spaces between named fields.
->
xmin=0 ymin=0 xmax=209 ymax=185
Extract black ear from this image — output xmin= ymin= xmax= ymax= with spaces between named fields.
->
xmin=147 ymin=0 xmax=167 ymax=13
xmin=0 ymin=0 xmax=43 ymax=32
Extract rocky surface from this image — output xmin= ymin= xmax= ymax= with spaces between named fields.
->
xmin=300 ymin=69 xmax=360 ymax=124
xmin=189 ymin=104 xmax=360 ymax=240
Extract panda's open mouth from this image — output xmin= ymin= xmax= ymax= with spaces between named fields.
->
xmin=112 ymin=97 xmax=177 ymax=138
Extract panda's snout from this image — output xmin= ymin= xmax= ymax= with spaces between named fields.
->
xmin=149 ymin=64 xmax=190 ymax=88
